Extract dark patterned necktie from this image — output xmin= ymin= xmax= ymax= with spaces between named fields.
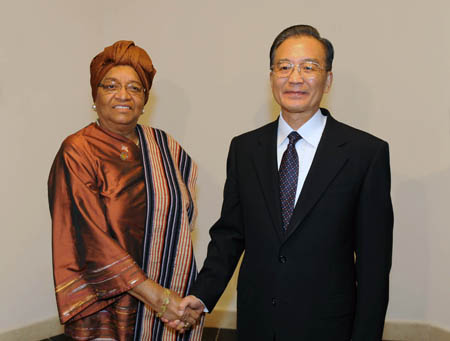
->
xmin=279 ymin=131 xmax=301 ymax=230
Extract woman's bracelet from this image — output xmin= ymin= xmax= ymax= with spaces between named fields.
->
xmin=156 ymin=288 xmax=171 ymax=318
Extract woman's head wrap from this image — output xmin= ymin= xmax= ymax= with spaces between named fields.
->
xmin=90 ymin=40 xmax=156 ymax=104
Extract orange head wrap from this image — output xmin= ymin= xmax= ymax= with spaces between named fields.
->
xmin=90 ymin=40 xmax=156 ymax=104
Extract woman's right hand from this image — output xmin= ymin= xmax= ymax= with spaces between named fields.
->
xmin=129 ymin=280 xmax=199 ymax=332
xmin=158 ymin=289 xmax=183 ymax=321
xmin=163 ymin=295 xmax=205 ymax=331
xmin=161 ymin=290 xmax=205 ymax=332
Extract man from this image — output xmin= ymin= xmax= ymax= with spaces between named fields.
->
xmin=182 ymin=25 xmax=393 ymax=340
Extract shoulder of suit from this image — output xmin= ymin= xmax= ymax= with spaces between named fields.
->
xmin=329 ymin=115 xmax=389 ymax=148
xmin=231 ymin=120 xmax=277 ymax=143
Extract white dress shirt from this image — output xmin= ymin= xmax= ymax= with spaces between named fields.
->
xmin=277 ymin=109 xmax=327 ymax=205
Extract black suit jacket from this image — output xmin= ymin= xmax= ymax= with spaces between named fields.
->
xmin=191 ymin=109 xmax=393 ymax=341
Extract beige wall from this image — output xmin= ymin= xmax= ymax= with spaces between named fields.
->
xmin=1 ymin=0 xmax=449 ymax=334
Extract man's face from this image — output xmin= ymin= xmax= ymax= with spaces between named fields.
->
xmin=270 ymin=36 xmax=332 ymax=118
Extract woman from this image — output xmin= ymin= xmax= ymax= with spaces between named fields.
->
xmin=48 ymin=40 xmax=203 ymax=340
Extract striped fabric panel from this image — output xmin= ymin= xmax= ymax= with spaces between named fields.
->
xmin=134 ymin=126 xmax=203 ymax=341
xmin=134 ymin=125 xmax=155 ymax=340
xmin=177 ymin=143 xmax=197 ymax=223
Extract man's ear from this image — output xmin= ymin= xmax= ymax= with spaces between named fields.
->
xmin=324 ymin=71 xmax=333 ymax=93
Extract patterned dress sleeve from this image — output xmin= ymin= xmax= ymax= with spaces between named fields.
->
xmin=48 ymin=136 xmax=147 ymax=323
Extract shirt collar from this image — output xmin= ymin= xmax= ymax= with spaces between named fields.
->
xmin=277 ymin=109 xmax=327 ymax=148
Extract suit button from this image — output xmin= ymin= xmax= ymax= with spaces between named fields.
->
xmin=272 ymin=298 xmax=277 ymax=306
xmin=279 ymin=256 xmax=287 ymax=263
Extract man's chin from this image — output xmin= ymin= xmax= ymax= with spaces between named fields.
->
xmin=281 ymin=104 xmax=308 ymax=114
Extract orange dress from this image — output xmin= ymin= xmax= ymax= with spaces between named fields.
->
xmin=48 ymin=123 xmax=203 ymax=340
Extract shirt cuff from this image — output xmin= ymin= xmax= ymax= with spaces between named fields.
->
xmin=197 ymin=298 xmax=209 ymax=313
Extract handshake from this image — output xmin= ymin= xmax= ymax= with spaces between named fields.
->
xmin=130 ymin=279 xmax=205 ymax=333
xmin=159 ymin=293 xmax=205 ymax=333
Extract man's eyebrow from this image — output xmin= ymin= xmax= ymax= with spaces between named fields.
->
xmin=302 ymin=58 xmax=321 ymax=63
xmin=275 ymin=57 xmax=321 ymax=63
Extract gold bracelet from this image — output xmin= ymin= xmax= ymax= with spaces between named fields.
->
xmin=156 ymin=288 xmax=171 ymax=318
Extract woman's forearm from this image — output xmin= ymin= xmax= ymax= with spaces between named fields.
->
xmin=129 ymin=278 xmax=164 ymax=311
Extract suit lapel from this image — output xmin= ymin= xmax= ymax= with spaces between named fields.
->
xmin=252 ymin=119 xmax=284 ymax=242
xmin=284 ymin=110 xmax=349 ymax=241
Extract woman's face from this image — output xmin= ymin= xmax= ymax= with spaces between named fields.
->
xmin=95 ymin=65 xmax=145 ymax=135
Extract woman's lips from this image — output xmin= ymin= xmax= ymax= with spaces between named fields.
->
xmin=113 ymin=105 xmax=132 ymax=110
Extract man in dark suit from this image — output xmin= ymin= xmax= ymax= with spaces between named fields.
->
xmin=180 ymin=25 xmax=393 ymax=341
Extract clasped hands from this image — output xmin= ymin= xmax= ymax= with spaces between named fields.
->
xmin=130 ymin=280 xmax=205 ymax=333
xmin=159 ymin=293 xmax=205 ymax=333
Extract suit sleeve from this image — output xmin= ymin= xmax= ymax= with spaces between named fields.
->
xmin=190 ymin=137 xmax=245 ymax=311
xmin=352 ymin=141 xmax=394 ymax=340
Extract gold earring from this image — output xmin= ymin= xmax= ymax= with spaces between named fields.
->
xmin=92 ymin=104 xmax=97 ymax=111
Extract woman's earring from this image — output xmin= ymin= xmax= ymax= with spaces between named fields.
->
xmin=92 ymin=104 xmax=97 ymax=111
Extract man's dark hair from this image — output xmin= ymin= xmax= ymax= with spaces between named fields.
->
xmin=269 ymin=25 xmax=334 ymax=71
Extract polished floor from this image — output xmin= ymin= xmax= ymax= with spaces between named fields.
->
xmin=41 ymin=328 xmax=238 ymax=341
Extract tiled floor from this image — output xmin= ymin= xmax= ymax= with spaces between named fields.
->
xmin=201 ymin=328 xmax=238 ymax=340
xmin=41 ymin=328 xmax=238 ymax=340
xmin=42 ymin=329 xmax=397 ymax=341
